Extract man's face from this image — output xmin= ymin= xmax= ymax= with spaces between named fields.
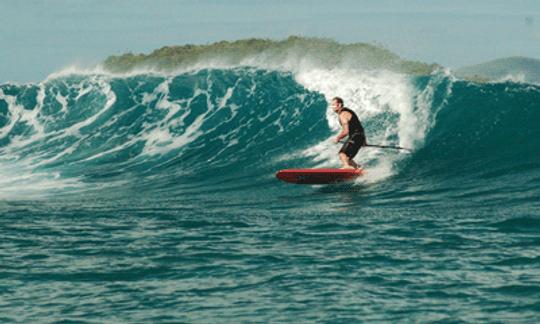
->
xmin=331 ymin=99 xmax=341 ymax=112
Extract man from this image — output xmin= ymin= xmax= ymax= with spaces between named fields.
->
xmin=331 ymin=97 xmax=366 ymax=169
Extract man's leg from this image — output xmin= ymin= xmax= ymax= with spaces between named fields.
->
xmin=349 ymin=158 xmax=359 ymax=169
xmin=339 ymin=153 xmax=358 ymax=169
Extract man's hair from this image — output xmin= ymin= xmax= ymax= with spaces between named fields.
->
xmin=332 ymin=97 xmax=344 ymax=105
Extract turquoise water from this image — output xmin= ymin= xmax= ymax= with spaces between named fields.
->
xmin=1 ymin=67 xmax=540 ymax=322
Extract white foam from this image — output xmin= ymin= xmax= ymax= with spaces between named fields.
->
xmin=0 ymin=153 xmax=84 ymax=199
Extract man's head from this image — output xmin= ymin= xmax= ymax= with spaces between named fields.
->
xmin=331 ymin=97 xmax=344 ymax=113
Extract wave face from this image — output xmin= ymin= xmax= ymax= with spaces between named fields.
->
xmin=0 ymin=70 xmax=329 ymax=197
xmin=2 ymin=64 xmax=540 ymax=322
xmin=1 ymin=68 xmax=540 ymax=202
xmin=0 ymin=68 xmax=429 ymax=198
xmin=393 ymin=79 xmax=540 ymax=207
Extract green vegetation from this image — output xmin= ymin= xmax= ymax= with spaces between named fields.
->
xmin=103 ymin=36 xmax=440 ymax=75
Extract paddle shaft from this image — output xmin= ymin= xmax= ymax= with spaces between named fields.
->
xmin=365 ymin=144 xmax=411 ymax=151
xmin=338 ymin=141 xmax=411 ymax=152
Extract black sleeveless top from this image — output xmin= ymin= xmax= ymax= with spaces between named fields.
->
xmin=340 ymin=107 xmax=364 ymax=136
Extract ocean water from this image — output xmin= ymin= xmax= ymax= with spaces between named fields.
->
xmin=1 ymin=64 xmax=540 ymax=322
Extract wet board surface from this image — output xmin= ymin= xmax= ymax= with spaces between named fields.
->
xmin=276 ymin=168 xmax=364 ymax=184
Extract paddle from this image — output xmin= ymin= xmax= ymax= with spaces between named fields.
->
xmin=338 ymin=141 xmax=412 ymax=152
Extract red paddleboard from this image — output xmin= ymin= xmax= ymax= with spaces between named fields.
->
xmin=276 ymin=168 xmax=364 ymax=184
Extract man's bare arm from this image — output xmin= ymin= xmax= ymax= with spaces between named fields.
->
xmin=335 ymin=113 xmax=350 ymax=142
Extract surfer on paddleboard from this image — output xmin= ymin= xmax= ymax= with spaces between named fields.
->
xmin=331 ymin=97 xmax=366 ymax=169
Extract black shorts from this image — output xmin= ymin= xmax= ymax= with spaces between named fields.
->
xmin=339 ymin=133 xmax=365 ymax=159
